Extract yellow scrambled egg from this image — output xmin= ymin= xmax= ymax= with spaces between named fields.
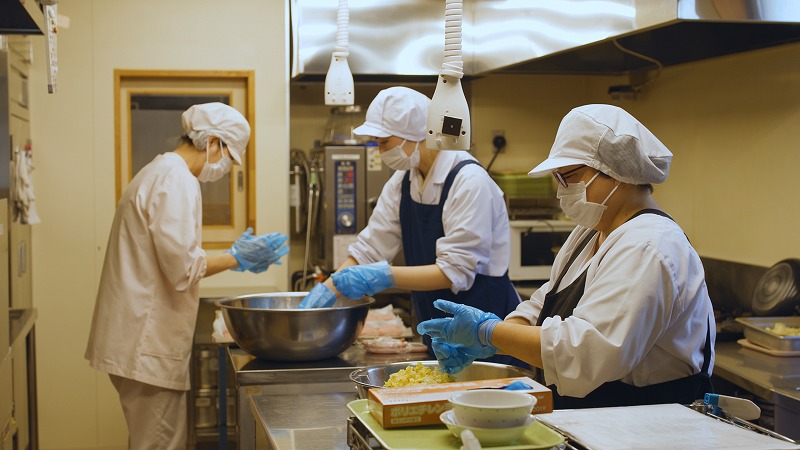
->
xmin=767 ymin=322 xmax=800 ymax=336
xmin=384 ymin=362 xmax=455 ymax=387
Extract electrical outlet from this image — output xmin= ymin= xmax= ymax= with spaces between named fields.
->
xmin=491 ymin=129 xmax=507 ymax=153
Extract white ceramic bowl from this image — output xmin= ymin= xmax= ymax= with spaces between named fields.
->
xmin=449 ymin=390 xmax=536 ymax=429
xmin=440 ymin=410 xmax=536 ymax=446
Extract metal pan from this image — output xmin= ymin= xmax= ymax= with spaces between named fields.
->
xmin=751 ymin=259 xmax=800 ymax=316
xmin=349 ymin=360 xmax=536 ymax=399
xmin=735 ymin=316 xmax=800 ymax=352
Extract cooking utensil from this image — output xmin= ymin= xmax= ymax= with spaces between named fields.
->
xmin=751 ymin=259 xmax=800 ymax=316
xmin=349 ymin=360 xmax=536 ymax=399
xmin=216 ymin=292 xmax=374 ymax=361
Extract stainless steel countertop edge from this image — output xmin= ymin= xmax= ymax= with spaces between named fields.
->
xmin=714 ymin=342 xmax=800 ymax=410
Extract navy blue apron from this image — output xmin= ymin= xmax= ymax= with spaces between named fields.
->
xmin=400 ymin=160 xmax=527 ymax=369
xmin=536 ymin=209 xmax=713 ymax=408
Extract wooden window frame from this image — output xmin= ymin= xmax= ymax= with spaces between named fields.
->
xmin=113 ymin=69 xmax=256 ymax=248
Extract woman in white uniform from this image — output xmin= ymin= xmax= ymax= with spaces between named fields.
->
xmin=418 ymin=104 xmax=715 ymax=408
xmin=85 ymin=103 xmax=289 ymax=449
xmin=299 ymin=87 xmax=525 ymax=368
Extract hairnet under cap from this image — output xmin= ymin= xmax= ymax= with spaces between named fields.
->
xmin=353 ymin=87 xmax=430 ymax=142
xmin=182 ymin=102 xmax=251 ymax=165
xmin=528 ymin=104 xmax=672 ymax=185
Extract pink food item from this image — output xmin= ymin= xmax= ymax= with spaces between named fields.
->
xmin=359 ymin=304 xmax=411 ymax=337
xmin=362 ymin=337 xmax=429 ymax=354
xmin=361 ymin=321 xmax=408 ymax=337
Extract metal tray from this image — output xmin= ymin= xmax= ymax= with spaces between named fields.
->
xmin=735 ymin=316 xmax=800 ymax=352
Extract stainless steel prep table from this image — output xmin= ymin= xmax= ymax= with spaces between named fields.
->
xmin=714 ymin=341 xmax=800 ymax=440
xmin=250 ymin=392 xmax=355 ymax=449
xmin=228 ymin=344 xmax=431 ymax=450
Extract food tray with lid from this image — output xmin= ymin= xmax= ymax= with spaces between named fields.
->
xmin=735 ymin=316 xmax=800 ymax=352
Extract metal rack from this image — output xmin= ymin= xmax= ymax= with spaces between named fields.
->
xmin=189 ymin=300 xmax=237 ymax=450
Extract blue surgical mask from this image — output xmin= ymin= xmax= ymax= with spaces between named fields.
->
xmin=198 ymin=141 xmax=232 ymax=183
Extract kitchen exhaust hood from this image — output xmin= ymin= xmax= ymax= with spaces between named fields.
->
xmin=291 ymin=0 xmax=800 ymax=80
xmin=0 ymin=0 xmax=44 ymax=35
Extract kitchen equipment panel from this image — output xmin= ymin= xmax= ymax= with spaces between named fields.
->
xmin=316 ymin=145 xmax=394 ymax=271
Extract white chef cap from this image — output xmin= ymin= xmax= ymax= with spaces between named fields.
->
xmin=528 ymin=104 xmax=672 ymax=185
xmin=182 ymin=102 xmax=251 ymax=165
xmin=353 ymin=87 xmax=430 ymax=142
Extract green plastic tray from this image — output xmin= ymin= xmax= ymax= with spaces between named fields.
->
xmin=347 ymin=399 xmax=564 ymax=449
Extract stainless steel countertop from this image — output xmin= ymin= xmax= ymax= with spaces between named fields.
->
xmin=250 ymin=390 xmax=355 ymax=450
xmin=231 ymin=343 xmax=433 ymax=450
xmin=714 ymin=341 xmax=800 ymax=408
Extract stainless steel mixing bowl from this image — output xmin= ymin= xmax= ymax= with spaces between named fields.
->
xmin=349 ymin=360 xmax=536 ymax=399
xmin=216 ymin=292 xmax=374 ymax=361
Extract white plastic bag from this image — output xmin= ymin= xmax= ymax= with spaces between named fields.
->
xmin=212 ymin=310 xmax=233 ymax=343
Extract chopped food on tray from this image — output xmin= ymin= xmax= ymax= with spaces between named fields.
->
xmin=767 ymin=322 xmax=800 ymax=336
xmin=384 ymin=362 xmax=454 ymax=387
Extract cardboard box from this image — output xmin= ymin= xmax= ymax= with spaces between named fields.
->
xmin=367 ymin=376 xmax=552 ymax=429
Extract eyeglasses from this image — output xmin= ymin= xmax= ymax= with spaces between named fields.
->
xmin=553 ymin=166 xmax=585 ymax=188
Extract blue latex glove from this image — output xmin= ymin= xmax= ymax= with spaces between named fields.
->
xmin=430 ymin=338 xmax=478 ymax=375
xmin=247 ymin=234 xmax=289 ymax=274
xmin=416 ymin=300 xmax=501 ymax=350
xmin=330 ymin=261 xmax=395 ymax=299
xmin=226 ymin=228 xmax=289 ymax=272
xmin=503 ymin=381 xmax=533 ymax=391
xmin=297 ymin=283 xmax=337 ymax=309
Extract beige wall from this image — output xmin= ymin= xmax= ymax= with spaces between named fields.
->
xmin=20 ymin=1 xmax=800 ymax=446
xmin=27 ymin=1 xmax=289 ymax=448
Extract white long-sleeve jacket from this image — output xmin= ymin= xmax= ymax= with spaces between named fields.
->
xmin=347 ymin=151 xmax=511 ymax=293
xmin=86 ymin=153 xmax=206 ymax=391
xmin=507 ymin=213 xmax=715 ymax=398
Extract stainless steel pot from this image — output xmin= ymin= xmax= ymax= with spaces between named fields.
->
xmin=216 ymin=292 xmax=374 ymax=361
xmin=349 ymin=360 xmax=536 ymax=399
xmin=752 ymin=259 xmax=800 ymax=316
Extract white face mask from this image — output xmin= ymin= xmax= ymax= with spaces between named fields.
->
xmin=198 ymin=141 xmax=232 ymax=183
xmin=380 ymin=140 xmax=420 ymax=171
xmin=556 ymin=172 xmax=620 ymax=229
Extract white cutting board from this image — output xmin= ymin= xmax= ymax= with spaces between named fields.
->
xmin=537 ymin=403 xmax=799 ymax=450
